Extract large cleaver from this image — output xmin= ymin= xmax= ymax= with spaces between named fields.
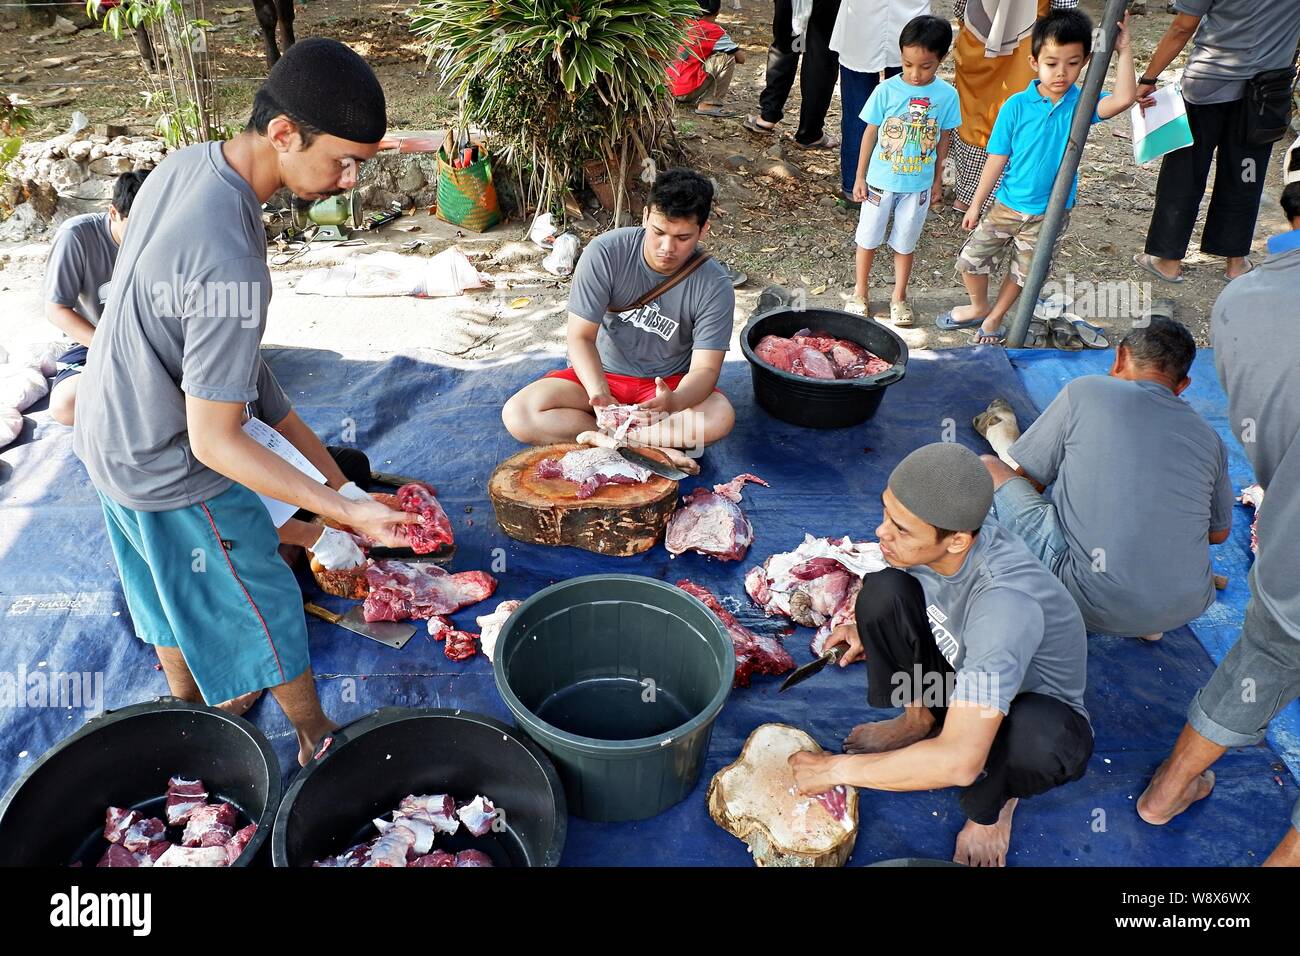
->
xmin=304 ymin=602 xmax=415 ymax=649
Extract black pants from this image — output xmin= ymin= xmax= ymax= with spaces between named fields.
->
xmin=757 ymin=0 xmax=841 ymax=145
xmin=855 ymin=569 xmax=1094 ymax=825
xmin=1144 ymin=97 xmax=1276 ymax=260
xmin=290 ymin=446 xmax=371 ymax=523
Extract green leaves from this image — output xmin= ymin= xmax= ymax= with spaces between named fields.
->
xmin=410 ymin=0 xmax=695 ymax=220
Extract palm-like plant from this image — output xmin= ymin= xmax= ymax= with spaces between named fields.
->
xmin=411 ymin=0 xmax=697 ymax=223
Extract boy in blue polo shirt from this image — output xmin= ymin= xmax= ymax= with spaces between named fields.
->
xmin=940 ymin=10 xmax=1136 ymax=344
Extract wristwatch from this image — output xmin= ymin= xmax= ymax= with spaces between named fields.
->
xmin=1138 ymin=76 xmax=1160 ymax=86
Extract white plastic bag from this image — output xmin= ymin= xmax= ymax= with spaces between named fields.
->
xmin=0 ymin=365 xmax=49 ymax=412
xmin=20 ymin=341 xmax=67 ymax=377
xmin=542 ymin=233 xmax=582 ymax=277
xmin=0 ymin=406 xmax=23 ymax=448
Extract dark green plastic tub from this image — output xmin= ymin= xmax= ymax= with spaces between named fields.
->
xmin=493 ymin=574 xmax=734 ymax=822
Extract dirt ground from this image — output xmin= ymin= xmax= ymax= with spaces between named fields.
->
xmin=1 ymin=0 xmax=1295 ymax=358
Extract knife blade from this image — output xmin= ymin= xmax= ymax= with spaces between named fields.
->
xmin=617 ymin=446 xmax=689 ymax=481
xmin=369 ymin=470 xmax=430 ymax=489
xmin=305 ymin=602 xmax=416 ymax=649
xmin=366 ymin=543 xmax=457 ymax=563
xmin=779 ymin=643 xmax=848 ymax=693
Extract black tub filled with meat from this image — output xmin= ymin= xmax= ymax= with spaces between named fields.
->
xmin=741 ymin=308 xmax=908 ymax=429
xmin=0 ymin=698 xmax=280 ymax=867
xmin=272 ymin=708 xmax=566 ymax=867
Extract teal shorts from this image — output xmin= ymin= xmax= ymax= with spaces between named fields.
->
xmin=98 ymin=482 xmax=310 ymax=704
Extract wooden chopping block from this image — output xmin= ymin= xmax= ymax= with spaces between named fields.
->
xmin=488 ymin=443 xmax=678 ymax=556
xmin=708 ymin=723 xmax=858 ymax=867
xmin=308 ymin=492 xmax=400 ymax=600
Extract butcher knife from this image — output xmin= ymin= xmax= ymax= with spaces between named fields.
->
xmin=369 ymin=469 xmax=430 ymax=489
xmin=304 ymin=602 xmax=415 ymax=649
xmin=779 ymin=644 xmax=848 ymax=693
xmin=616 ymin=447 xmax=690 ymax=481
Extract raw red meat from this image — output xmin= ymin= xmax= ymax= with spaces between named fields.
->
xmin=398 ymin=794 xmax=460 ymax=834
xmin=1240 ymin=484 xmax=1264 ymax=555
xmin=454 ymin=850 xmax=493 ymax=867
xmin=314 ymin=842 xmax=372 ymax=867
xmin=665 ymin=474 xmax=769 ymax=561
xmin=103 ymin=807 xmax=139 ymax=845
xmin=411 ymin=850 xmax=456 ymax=867
xmin=396 ymin=483 xmax=455 ymax=554
xmin=182 ymin=802 xmax=236 ymax=847
xmin=225 ymin=824 xmax=257 ymax=865
xmin=457 ymin=795 xmax=496 ymax=837
xmin=536 ymin=446 xmax=651 ymax=499
xmin=154 ymin=845 xmax=229 ymax=867
xmin=97 ymin=844 xmax=139 ymax=868
xmin=676 ymin=580 xmax=795 ymax=687
xmin=122 ymin=816 xmax=167 ymax=853
xmin=813 ymin=785 xmax=850 ymax=825
xmin=427 ymin=615 xmax=479 ymax=661
xmin=595 ymin=403 xmax=640 ymax=441
xmin=362 ymin=560 xmax=497 ymax=623
xmin=164 ymin=776 xmax=208 ymax=825
xmin=755 ymin=330 xmax=891 ymax=380
xmin=138 ymin=841 xmax=173 ymax=865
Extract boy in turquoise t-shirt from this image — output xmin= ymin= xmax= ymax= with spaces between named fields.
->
xmin=943 ymin=9 xmax=1136 ymax=344
xmin=849 ymin=15 xmax=962 ymax=327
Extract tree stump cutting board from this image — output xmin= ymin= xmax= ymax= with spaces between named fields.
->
xmin=489 ymin=443 xmax=679 ymax=556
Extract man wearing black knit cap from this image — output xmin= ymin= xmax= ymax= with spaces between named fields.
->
xmin=74 ymin=39 xmax=416 ymax=768
xmin=788 ymin=442 xmax=1092 ymax=866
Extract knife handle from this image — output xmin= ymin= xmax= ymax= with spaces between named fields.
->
xmin=826 ymin=643 xmax=848 ymax=663
xmin=304 ymin=602 xmax=341 ymax=625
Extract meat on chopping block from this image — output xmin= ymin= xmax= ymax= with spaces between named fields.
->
xmin=536 ymin=446 xmax=652 ymax=500
xmin=489 ymin=442 xmax=678 ymax=556
xmin=665 ymin=474 xmax=769 ymax=561
xmin=707 ymin=723 xmax=858 ymax=867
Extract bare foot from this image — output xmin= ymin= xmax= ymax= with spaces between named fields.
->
xmin=1262 ymin=827 xmax=1300 ymax=867
xmin=1136 ymin=760 xmax=1215 ymax=825
xmin=843 ymin=709 xmax=933 ymax=754
xmin=974 ymin=319 xmax=1005 ymax=344
xmin=953 ymin=799 xmax=1018 ymax=866
xmin=1138 ymin=632 xmax=1163 ymax=642
xmin=950 ymin=303 xmax=989 ymax=322
xmin=298 ymin=725 xmax=342 ymax=768
xmin=654 ymin=445 xmax=702 ymax=476
xmin=215 ymin=689 xmax=263 ymax=717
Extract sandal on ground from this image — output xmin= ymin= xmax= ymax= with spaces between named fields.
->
xmin=1049 ymin=316 xmax=1084 ymax=350
xmin=695 ymin=104 xmax=735 ymax=118
xmin=890 ymin=300 xmax=915 ymax=327
xmin=1026 ymin=318 xmax=1049 ymax=348
xmin=1134 ymin=252 xmax=1184 ymax=284
xmin=845 ymin=294 xmax=869 ymax=316
xmin=971 ymin=325 xmax=1007 ymax=345
xmin=1067 ymin=315 xmax=1110 ymax=349
xmin=743 ymin=114 xmax=778 ymax=134
xmin=936 ymin=310 xmax=987 ymax=331
xmin=792 ymin=133 xmax=839 ymax=150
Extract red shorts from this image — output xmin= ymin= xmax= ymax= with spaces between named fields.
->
xmin=544 ymin=368 xmax=719 ymax=406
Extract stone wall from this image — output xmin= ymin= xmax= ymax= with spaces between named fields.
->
xmin=1 ymin=131 xmax=168 ymax=241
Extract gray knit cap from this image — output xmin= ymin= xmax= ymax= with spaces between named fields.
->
xmin=887 ymin=443 xmax=993 ymax=533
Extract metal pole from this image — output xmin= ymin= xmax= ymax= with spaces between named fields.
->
xmin=1005 ymin=0 xmax=1129 ymax=347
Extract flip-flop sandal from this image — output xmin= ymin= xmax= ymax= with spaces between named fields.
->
xmin=1049 ymin=316 xmax=1084 ymax=351
xmin=936 ymin=311 xmax=987 ymax=331
xmin=970 ymin=326 xmax=1007 ymax=345
xmin=792 ymin=134 xmax=839 ymax=150
xmin=743 ymin=115 xmax=778 ymax=134
xmin=1067 ymin=315 xmax=1110 ymax=349
xmin=1026 ymin=318 xmax=1049 ymax=348
xmin=1034 ymin=292 xmax=1073 ymax=319
xmin=890 ymin=300 xmax=914 ymax=327
xmin=1134 ymin=253 xmax=1184 ymax=284
xmin=695 ymin=105 xmax=736 ymax=118
xmin=1221 ymin=256 xmax=1255 ymax=282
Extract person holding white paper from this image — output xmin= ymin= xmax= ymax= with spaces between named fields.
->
xmin=1134 ymin=1 xmax=1300 ymax=284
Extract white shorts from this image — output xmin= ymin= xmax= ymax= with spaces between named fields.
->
xmin=854 ymin=185 xmax=930 ymax=255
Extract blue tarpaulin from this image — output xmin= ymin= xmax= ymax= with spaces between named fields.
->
xmin=0 ymin=345 xmax=1293 ymax=866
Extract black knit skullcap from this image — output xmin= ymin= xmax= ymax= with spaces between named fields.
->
xmin=260 ymin=38 xmax=387 ymax=144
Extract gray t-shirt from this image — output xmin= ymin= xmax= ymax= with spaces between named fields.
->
xmin=250 ymin=358 xmax=291 ymax=427
xmin=43 ymin=212 xmax=118 ymax=327
xmin=909 ymin=522 xmax=1089 ymax=721
xmin=567 ymin=226 xmax=735 ymax=378
xmin=1010 ymin=375 xmax=1234 ymax=637
xmin=1175 ymin=0 xmax=1300 ymax=105
xmin=73 ymin=141 xmax=274 ymax=512
xmin=1212 ymin=244 xmax=1300 ymax=640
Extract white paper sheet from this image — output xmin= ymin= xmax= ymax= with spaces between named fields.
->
xmin=242 ymin=417 xmax=327 ymax=527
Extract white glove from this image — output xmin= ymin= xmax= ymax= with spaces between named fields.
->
xmin=310 ymin=526 xmax=366 ymax=570
xmin=338 ymin=481 xmax=371 ymax=502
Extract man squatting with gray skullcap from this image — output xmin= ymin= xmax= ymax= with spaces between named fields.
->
xmin=788 ymin=442 xmax=1093 ymax=866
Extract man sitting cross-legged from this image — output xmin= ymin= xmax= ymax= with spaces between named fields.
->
xmin=501 ymin=168 xmax=736 ymax=473
xmin=973 ymin=317 xmax=1233 ymax=641
xmin=788 ymin=442 xmax=1093 ymax=866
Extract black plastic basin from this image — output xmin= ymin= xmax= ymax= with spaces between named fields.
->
xmin=741 ymin=307 xmax=908 ymax=429
xmin=494 ymin=574 xmax=734 ymax=822
xmin=272 ymin=708 xmax=566 ymax=867
xmin=0 ymin=697 xmax=281 ymax=867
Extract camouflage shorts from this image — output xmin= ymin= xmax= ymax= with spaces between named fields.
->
xmin=957 ymin=201 xmax=1070 ymax=287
